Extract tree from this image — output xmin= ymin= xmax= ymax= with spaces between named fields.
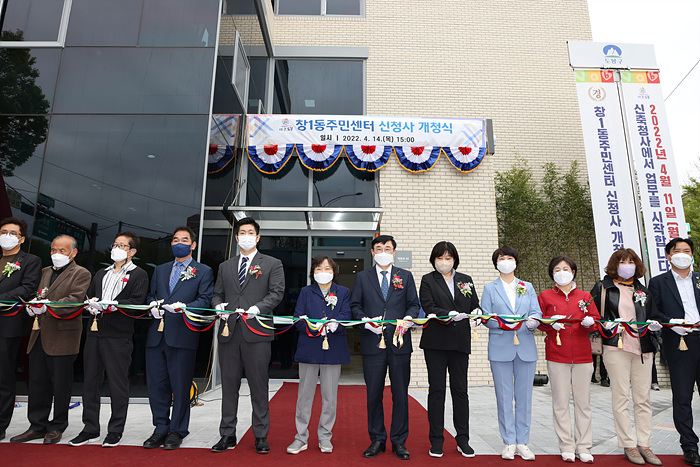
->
xmin=682 ymin=175 xmax=700 ymax=267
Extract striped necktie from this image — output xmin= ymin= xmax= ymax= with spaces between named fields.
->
xmin=239 ymin=256 xmax=248 ymax=287
xmin=380 ymin=270 xmax=389 ymax=300
xmin=169 ymin=262 xmax=183 ymax=293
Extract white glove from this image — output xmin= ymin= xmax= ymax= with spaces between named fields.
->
xmin=298 ymin=314 xmax=309 ymax=321
xmin=163 ymin=302 xmax=186 ymax=314
xmin=26 ymin=306 xmax=36 ymax=317
xmin=427 ymin=313 xmax=437 ymax=319
xmin=149 ymin=300 xmax=164 ymax=319
xmin=670 ymin=318 xmax=689 ymax=336
xmin=87 ymin=305 xmax=101 ymax=316
xmin=525 ymin=317 xmax=539 ymax=331
xmin=604 ymin=317 xmax=624 ymax=331
xmin=245 ymin=305 xmax=260 ymax=320
xmin=215 ymin=303 xmax=228 ymax=311
xmin=87 ymin=297 xmax=101 ymax=311
xmin=615 ymin=317 xmax=626 ymax=334
xmin=646 ymin=320 xmax=662 ymax=332
xmin=364 ymin=322 xmax=383 ymax=335
xmin=581 ymin=316 xmax=595 ymax=328
xmin=402 ymin=315 xmax=414 ymax=328
xmin=448 ymin=311 xmax=469 ymax=322
xmin=28 ymin=303 xmax=47 ymax=315
xmin=327 ymin=320 xmax=339 ymax=333
xmin=100 ymin=300 xmax=118 ymax=312
xmin=552 ymin=322 xmax=565 ymax=331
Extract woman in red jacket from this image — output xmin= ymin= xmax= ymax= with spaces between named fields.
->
xmin=538 ymin=256 xmax=600 ymax=464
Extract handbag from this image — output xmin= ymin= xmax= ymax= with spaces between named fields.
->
xmin=589 ymin=285 xmax=605 ymax=355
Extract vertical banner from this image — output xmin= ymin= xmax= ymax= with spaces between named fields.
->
xmin=620 ymin=71 xmax=688 ymax=277
xmin=575 ymin=69 xmax=642 ymax=277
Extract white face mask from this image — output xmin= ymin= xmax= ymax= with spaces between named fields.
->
xmin=497 ymin=259 xmax=517 ymax=274
xmin=435 ymin=260 xmax=453 ymax=274
xmin=51 ymin=253 xmax=71 ymax=269
xmin=374 ymin=252 xmax=394 ymax=267
xmin=238 ymin=235 xmax=257 ymax=252
xmin=0 ymin=234 xmax=20 ymax=251
xmin=553 ymin=270 xmax=574 ymax=286
xmin=111 ymin=247 xmax=128 ymax=262
xmin=314 ymin=272 xmax=334 ymax=285
xmin=671 ymin=253 xmax=693 ymax=270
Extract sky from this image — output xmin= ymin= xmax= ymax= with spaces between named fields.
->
xmin=587 ymin=0 xmax=700 ymax=184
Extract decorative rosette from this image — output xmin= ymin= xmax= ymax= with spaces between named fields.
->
xmin=296 ymin=144 xmax=343 ymax=171
xmin=208 ymin=114 xmax=238 ymax=174
xmin=345 ymin=145 xmax=392 ymax=171
xmin=442 ymin=144 xmax=486 ymax=173
xmin=247 ymin=144 xmax=295 ymax=174
xmin=394 ymin=146 xmax=440 ymax=173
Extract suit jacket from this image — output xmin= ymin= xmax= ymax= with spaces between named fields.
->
xmin=351 ymin=265 xmax=420 ymax=356
xmin=0 ymin=250 xmax=42 ymax=338
xmin=419 ymin=270 xmax=480 ymax=354
xmin=27 ymin=261 xmax=92 ymax=356
xmin=86 ymin=264 xmax=149 ymax=338
xmin=481 ymin=277 xmax=542 ymax=362
xmin=649 ymin=269 xmax=700 ymax=362
xmin=145 ymin=259 xmax=213 ymax=351
xmin=293 ymin=282 xmax=351 ymax=364
xmin=212 ymin=252 xmax=285 ymax=344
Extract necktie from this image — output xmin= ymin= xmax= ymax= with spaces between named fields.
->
xmin=239 ymin=256 xmax=248 ymax=287
xmin=169 ymin=262 xmax=183 ymax=293
xmin=380 ymin=270 xmax=389 ymax=301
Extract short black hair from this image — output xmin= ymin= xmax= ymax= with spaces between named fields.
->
xmin=0 ymin=217 xmax=27 ymax=237
xmin=234 ymin=217 xmax=260 ymax=235
xmin=172 ymin=225 xmax=197 ymax=242
xmin=548 ymin=255 xmax=577 ymax=280
xmin=115 ymin=231 xmax=140 ymax=250
xmin=371 ymin=235 xmax=396 ymax=250
xmin=429 ymin=241 xmax=460 ymax=270
xmin=309 ymin=255 xmax=338 ymax=283
xmin=666 ymin=237 xmax=694 ymax=255
xmin=491 ymin=245 xmax=519 ymax=269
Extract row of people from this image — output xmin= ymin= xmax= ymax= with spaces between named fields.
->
xmin=1 ymin=216 xmax=699 ymax=466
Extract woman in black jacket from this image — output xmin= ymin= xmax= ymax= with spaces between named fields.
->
xmin=590 ymin=248 xmax=662 ymax=466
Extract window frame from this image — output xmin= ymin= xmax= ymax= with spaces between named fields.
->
xmin=0 ymin=0 xmax=73 ymax=47
xmin=232 ymin=31 xmax=250 ymax=112
xmin=275 ymin=0 xmax=364 ymax=17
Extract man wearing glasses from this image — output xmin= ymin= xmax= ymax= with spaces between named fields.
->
xmin=0 ymin=217 xmax=42 ymax=441
xmin=351 ymin=235 xmax=420 ymax=460
xmin=68 ymin=232 xmax=148 ymax=448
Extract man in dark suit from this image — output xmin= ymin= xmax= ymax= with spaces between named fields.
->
xmin=650 ymin=237 xmax=700 ymax=466
xmin=142 ymin=226 xmax=213 ymax=450
xmin=211 ymin=217 xmax=284 ymax=454
xmin=68 ymin=231 xmax=149 ymax=448
xmin=0 ymin=217 xmax=42 ymax=441
xmin=351 ymin=234 xmax=420 ymax=460
xmin=10 ymin=234 xmax=91 ymax=445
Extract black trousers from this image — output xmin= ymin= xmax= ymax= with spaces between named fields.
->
xmin=0 ymin=336 xmax=22 ymax=432
xmin=28 ymin=335 xmax=77 ymax=432
xmin=82 ymin=335 xmax=133 ymax=435
xmin=362 ymin=350 xmax=411 ymax=445
xmin=424 ymin=349 xmax=470 ymax=447
xmin=668 ymin=334 xmax=700 ymax=451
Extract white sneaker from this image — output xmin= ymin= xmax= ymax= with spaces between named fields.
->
xmin=577 ymin=453 xmax=594 ymax=463
xmin=502 ymin=444 xmax=516 ymax=460
xmin=561 ymin=452 xmax=575 ymax=462
xmin=319 ymin=440 xmax=333 ymax=453
xmin=286 ymin=439 xmax=308 ymax=454
xmin=516 ymin=444 xmax=535 ymax=461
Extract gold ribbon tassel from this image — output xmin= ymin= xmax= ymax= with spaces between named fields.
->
xmin=378 ymin=331 xmax=386 ymax=349
xmin=617 ymin=331 xmax=624 ymax=348
xmin=322 ymin=335 xmax=329 ymax=350
xmin=32 ymin=316 xmax=39 ymax=331
xmin=680 ymin=336 xmax=688 ymax=351
xmin=513 ymin=331 xmax=520 ymax=346
xmin=556 ymin=331 xmax=561 ymax=346
xmin=90 ymin=317 xmax=98 ymax=332
xmin=222 ymin=320 xmax=229 ymax=337
xmin=157 ymin=318 xmax=164 ymax=332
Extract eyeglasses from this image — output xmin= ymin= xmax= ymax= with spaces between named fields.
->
xmin=111 ymin=243 xmax=131 ymax=250
xmin=0 ymin=230 xmax=21 ymax=237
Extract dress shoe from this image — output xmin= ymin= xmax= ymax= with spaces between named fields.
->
xmin=10 ymin=428 xmax=46 ymax=443
xmin=143 ymin=432 xmax=167 ymax=449
xmin=0 ymin=430 xmax=5 ymax=440
xmin=392 ymin=443 xmax=410 ymax=460
xmin=638 ymin=446 xmax=662 ymax=465
xmin=163 ymin=432 xmax=183 ymax=450
xmin=601 ymin=378 xmax=610 ymax=387
xmin=363 ymin=441 xmax=386 ymax=458
xmin=457 ymin=442 xmax=475 ymax=458
xmin=624 ymin=447 xmax=645 ymax=465
xmin=684 ymin=449 xmax=700 ymax=466
xmin=43 ymin=430 xmax=62 ymax=444
xmin=255 ymin=437 xmax=270 ymax=454
xmin=212 ymin=435 xmax=237 ymax=452
xmin=69 ymin=431 xmax=99 ymax=446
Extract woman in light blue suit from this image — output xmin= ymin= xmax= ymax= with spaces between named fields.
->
xmin=481 ymin=246 xmax=542 ymax=461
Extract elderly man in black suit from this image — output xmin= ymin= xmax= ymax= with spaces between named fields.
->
xmin=351 ymin=234 xmax=420 ymax=460
xmin=650 ymin=237 xmax=700 ymax=466
xmin=0 ymin=217 xmax=42 ymax=441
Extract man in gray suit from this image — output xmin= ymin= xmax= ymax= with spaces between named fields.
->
xmin=211 ymin=217 xmax=284 ymax=454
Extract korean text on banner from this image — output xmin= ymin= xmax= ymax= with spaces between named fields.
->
xmin=620 ymin=71 xmax=687 ymax=277
xmin=574 ymin=69 xmax=642 ymax=278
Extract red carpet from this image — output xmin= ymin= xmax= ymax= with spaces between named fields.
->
xmin=0 ymin=383 xmax=689 ymax=466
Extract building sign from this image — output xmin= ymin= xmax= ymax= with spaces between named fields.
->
xmin=620 ymin=71 xmax=687 ymax=276
xmin=568 ymin=41 xmax=658 ymax=70
xmin=574 ymin=69 xmax=642 ymax=277
xmin=245 ymin=114 xmax=487 ymax=174
xmin=394 ymin=251 xmax=412 ymax=269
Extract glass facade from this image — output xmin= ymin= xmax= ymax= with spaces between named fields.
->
xmin=0 ymin=0 xmax=220 ymax=395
